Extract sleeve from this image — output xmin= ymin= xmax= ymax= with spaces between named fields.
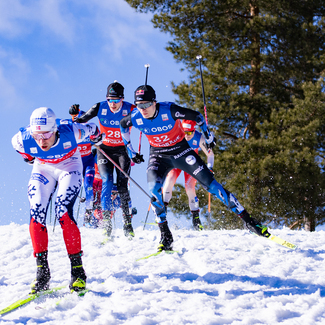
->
xmin=73 ymin=123 xmax=99 ymax=144
xmin=75 ymin=103 xmax=100 ymax=123
xmin=12 ymin=132 xmax=25 ymax=153
xmin=120 ymin=114 xmax=137 ymax=159
xmin=199 ymin=134 xmax=214 ymax=169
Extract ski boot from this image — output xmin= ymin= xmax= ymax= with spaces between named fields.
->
xmin=30 ymin=251 xmax=51 ymax=294
xmin=69 ymin=252 xmax=87 ymax=293
xmin=102 ymin=210 xmax=113 ymax=237
xmin=123 ymin=215 xmax=135 ymax=238
xmin=84 ymin=209 xmax=93 ymax=227
xmin=239 ymin=210 xmax=270 ymax=238
xmin=157 ymin=221 xmax=174 ymax=252
xmin=191 ymin=210 xmax=203 ymax=231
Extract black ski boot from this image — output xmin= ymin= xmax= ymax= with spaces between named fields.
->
xmin=192 ymin=210 xmax=203 ymax=231
xmin=123 ymin=215 xmax=135 ymax=238
xmin=30 ymin=251 xmax=51 ymax=294
xmin=69 ymin=252 xmax=87 ymax=292
xmin=84 ymin=209 xmax=92 ymax=226
xmin=157 ymin=221 xmax=173 ymax=252
xmin=239 ymin=210 xmax=270 ymax=238
xmin=102 ymin=210 xmax=113 ymax=237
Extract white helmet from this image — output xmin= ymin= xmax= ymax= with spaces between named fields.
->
xmin=30 ymin=107 xmax=57 ymax=133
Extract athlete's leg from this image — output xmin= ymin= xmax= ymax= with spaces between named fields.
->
xmin=184 ymin=172 xmax=199 ymax=211
xmin=174 ymin=149 xmax=270 ymax=237
xmin=162 ymin=168 xmax=181 ymax=204
xmin=82 ymin=155 xmax=95 ymax=211
xmin=97 ymin=150 xmax=114 ymax=212
xmin=55 ymin=160 xmax=83 ymax=256
xmin=28 ymin=163 xmax=57 ymax=293
xmin=28 ymin=162 xmax=57 ymax=256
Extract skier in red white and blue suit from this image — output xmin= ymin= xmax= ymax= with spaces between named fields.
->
xmin=69 ymin=105 xmax=95 ymax=224
xmin=12 ymin=107 xmax=104 ymax=294
xmin=72 ymin=82 xmax=136 ymax=239
xmin=120 ymin=85 xmax=271 ymax=252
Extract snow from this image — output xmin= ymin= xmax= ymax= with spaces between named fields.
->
xmin=1 ymin=223 xmax=325 ymax=324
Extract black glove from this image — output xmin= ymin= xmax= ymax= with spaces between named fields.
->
xmin=90 ymin=132 xmax=105 ymax=146
xmin=131 ymin=153 xmax=144 ymax=164
xmin=24 ymin=157 xmax=35 ymax=165
xmin=69 ymin=104 xmax=80 ymax=115
xmin=206 ymin=134 xmax=217 ymax=150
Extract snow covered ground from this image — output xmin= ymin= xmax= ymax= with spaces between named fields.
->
xmin=1 ymin=222 xmax=325 ymax=324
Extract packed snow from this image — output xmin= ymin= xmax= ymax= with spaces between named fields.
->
xmin=1 ymin=221 xmax=325 ymax=324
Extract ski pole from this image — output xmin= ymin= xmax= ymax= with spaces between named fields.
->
xmin=94 ymin=145 xmax=151 ymax=200
xmin=143 ymin=202 xmax=151 ymax=230
xmin=76 ymin=186 xmax=83 ymax=223
xmin=144 ymin=63 xmax=150 ymax=86
xmin=197 ymin=55 xmax=212 ymax=226
xmin=196 ymin=55 xmax=208 ymax=125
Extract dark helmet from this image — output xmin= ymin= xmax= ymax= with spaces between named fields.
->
xmin=134 ymin=85 xmax=156 ymax=103
xmin=106 ymin=82 xmax=124 ymax=98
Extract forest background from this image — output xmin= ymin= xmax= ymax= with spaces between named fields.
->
xmin=126 ymin=0 xmax=325 ymax=231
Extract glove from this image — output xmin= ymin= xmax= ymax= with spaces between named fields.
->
xmin=131 ymin=153 xmax=144 ymax=164
xmin=131 ymin=207 xmax=137 ymax=216
xmin=90 ymin=132 xmax=105 ymax=146
xmin=206 ymin=132 xmax=217 ymax=150
xmin=24 ymin=157 xmax=35 ymax=165
xmin=69 ymin=104 xmax=80 ymax=115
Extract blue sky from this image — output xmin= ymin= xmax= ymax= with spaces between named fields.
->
xmin=0 ymin=0 xmax=190 ymax=227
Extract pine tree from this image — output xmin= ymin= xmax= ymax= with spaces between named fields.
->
xmin=126 ymin=0 xmax=325 ymax=231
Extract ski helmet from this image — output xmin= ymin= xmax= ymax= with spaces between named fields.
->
xmin=106 ymin=82 xmax=124 ymax=98
xmin=182 ymin=120 xmax=196 ymax=132
xmin=134 ymin=85 xmax=156 ymax=103
xmin=30 ymin=107 xmax=57 ymax=133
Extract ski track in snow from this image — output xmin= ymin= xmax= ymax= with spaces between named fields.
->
xmin=1 ymin=223 xmax=325 ymax=324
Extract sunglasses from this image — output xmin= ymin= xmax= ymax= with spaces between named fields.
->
xmin=107 ymin=98 xmax=122 ymax=104
xmin=184 ymin=131 xmax=194 ymax=135
xmin=136 ymin=102 xmax=153 ymax=110
xmin=32 ymin=131 xmax=54 ymax=141
xmin=111 ymin=192 xmax=118 ymax=196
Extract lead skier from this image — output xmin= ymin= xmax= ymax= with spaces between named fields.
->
xmin=12 ymin=107 xmax=104 ymax=293
xmin=120 ymin=85 xmax=270 ymax=252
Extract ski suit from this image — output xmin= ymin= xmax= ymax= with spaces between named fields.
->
xmin=162 ymin=130 xmax=214 ymax=211
xmin=76 ymin=101 xmax=135 ymax=216
xmin=120 ymin=102 xmax=245 ymax=223
xmin=12 ymin=119 xmax=99 ymax=256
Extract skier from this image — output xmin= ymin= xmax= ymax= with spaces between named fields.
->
xmin=72 ymin=82 xmax=136 ymax=238
xmin=162 ymin=119 xmax=214 ymax=231
xmin=69 ymin=104 xmax=95 ymax=225
xmin=11 ymin=107 xmax=104 ymax=293
xmin=120 ymin=85 xmax=270 ymax=252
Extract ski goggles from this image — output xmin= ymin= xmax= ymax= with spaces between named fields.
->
xmin=32 ymin=131 xmax=54 ymax=141
xmin=184 ymin=131 xmax=194 ymax=135
xmin=136 ymin=102 xmax=153 ymax=110
xmin=107 ymin=98 xmax=122 ymax=104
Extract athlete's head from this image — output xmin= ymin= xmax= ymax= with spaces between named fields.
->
xmin=134 ymin=85 xmax=157 ymax=119
xmin=182 ymin=120 xmax=196 ymax=140
xmin=30 ymin=107 xmax=57 ymax=151
xmin=106 ymin=81 xmax=124 ymax=112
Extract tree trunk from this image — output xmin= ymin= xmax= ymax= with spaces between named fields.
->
xmin=304 ymin=215 xmax=315 ymax=232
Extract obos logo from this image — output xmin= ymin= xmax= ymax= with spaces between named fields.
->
xmin=143 ymin=128 xmax=150 ymax=133
xmin=185 ymin=155 xmax=196 ymax=165
xmin=150 ymin=125 xmax=172 ymax=133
